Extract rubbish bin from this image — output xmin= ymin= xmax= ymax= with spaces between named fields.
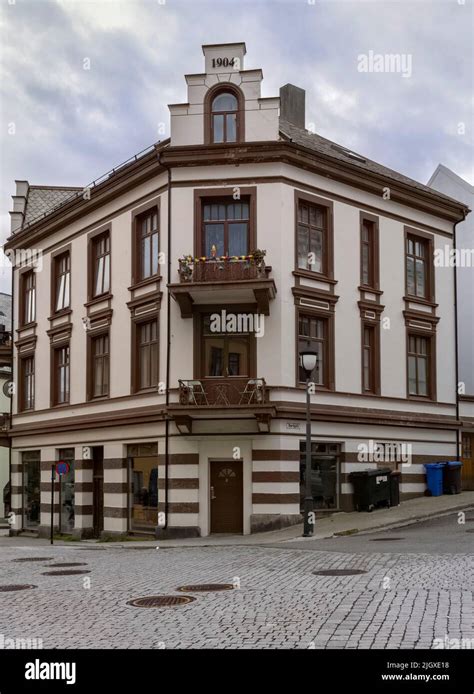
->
xmin=424 ymin=462 xmax=444 ymax=497
xmin=443 ymin=461 xmax=462 ymax=495
xmin=349 ymin=468 xmax=391 ymax=512
xmin=389 ymin=470 xmax=401 ymax=507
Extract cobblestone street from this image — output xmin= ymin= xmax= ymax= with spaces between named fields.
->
xmin=1 ymin=515 xmax=473 ymax=650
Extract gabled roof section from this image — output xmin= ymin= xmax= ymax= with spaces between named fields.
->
xmin=279 ymin=119 xmax=468 ymax=209
xmin=24 ymin=186 xmax=82 ymax=227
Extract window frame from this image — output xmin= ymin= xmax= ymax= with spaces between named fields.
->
xmin=87 ymin=225 xmax=111 ymax=302
xmin=204 ymin=84 xmax=245 ymax=145
xmin=404 ymin=227 xmax=435 ymax=303
xmin=296 ymin=307 xmax=335 ymax=390
xmin=50 ymin=246 xmax=71 ymax=316
xmin=87 ymin=330 xmax=110 ymax=401
xmin=194 ymin=187 xmax=256 ymax=258
xmin=131 ymin=201 xmax=160 ymax=286
xmin=131 ymin=317 xmax=159 ymax=393
xmin=18 ymin=353 xmax=35 ymax=412
xmin=19 ymin=268 xmax=36 ymax=328
xmin=361 ymin=320 xmax=380 ymax=395
xmin=294 ymin=191 xmax=334 ymax=280
xmin=51 ymin=342 xmax=71 ymax=407
xmin=359 ymin=212 xmax=380 ymax=290
xmin=406 ymin=330 xmax=436 ymax=400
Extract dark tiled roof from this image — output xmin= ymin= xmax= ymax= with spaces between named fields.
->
xmin=23 ymin=186 xmax=82 ymax=227
xmin=279 ymin=120 xmax=465 ymax=206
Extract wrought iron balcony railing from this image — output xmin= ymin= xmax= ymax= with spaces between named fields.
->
xmin=178 ymin=378 xmax=268 ymax=407
xmin=178 ymin=254 xmax=269 ymax=283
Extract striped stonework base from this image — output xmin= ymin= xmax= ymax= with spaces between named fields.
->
xmin=102 ymin=459 xmax=128 ymax=536
xmin=251 ymin=448 xmax=301 ymax=533
xmin=156 ymin=453 xmax=200 ymax=538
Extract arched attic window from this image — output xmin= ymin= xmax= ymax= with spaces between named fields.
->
xmin=205 ymin=86 xmax=244 ymax=144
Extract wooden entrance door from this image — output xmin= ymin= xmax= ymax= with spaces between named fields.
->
xmin=210 ymin=461 xmax=243 ymax=533
xmin=92 ymin=447 xmax=104 ymax=537
xmin=461 ymin=434 xmax=474 ymax=491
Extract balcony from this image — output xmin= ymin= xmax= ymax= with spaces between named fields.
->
xmin=168 ymin=253 xmax=277 ymax=318
xmin=167 ymin=378 xmax=275 ymax=433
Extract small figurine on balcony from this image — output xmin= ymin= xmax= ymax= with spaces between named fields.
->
xmin=251 ymin=248 xmax=266 ymax=268
xmin=179 ymin=255 xmax=193 ymax=281
xmin=210 ymin=244 xmax=217 ymax=259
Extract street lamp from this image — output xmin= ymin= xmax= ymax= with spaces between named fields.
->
xmin=300 ymin=350 xmax=318 ymax=537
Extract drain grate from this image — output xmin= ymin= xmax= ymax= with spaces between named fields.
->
xmin=177 ymin=584 xmax=234 ymax=592
xmin=314 ymin=569 xmax=367 ymax=576
xmin=42 ymin=570 xmax=91 ymax=576
xmin=370 ymin=537 xmax=404 ymax=542
xmin=127 ymin=595 xmax=196 ymax=608
xmin=12 ymin=557 xmax=53 ymax=563
xmin=46 ymin=563 xmax=88 ymax=568
xmin=0 ymin=584 xmax=37 ymax=592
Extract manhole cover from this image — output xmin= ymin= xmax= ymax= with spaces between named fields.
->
xmin=370 ymin=537 xmax=404 ymax=542
xmin=12 ymin=557 xmax=53 ymax=563
xmin=42 ymin=570 xmax=91 ymax=576
xmin=46 ymin=563 xmax=88 ymax=568
xmin=0 ymin=584 xmax=37 ymax=592
xmin=127 ymin=595 xmax=196 ymax=608
xmin=314 ymin=569 xmax=367 ymax=576
xmin=177 ymin=584 xmax=234 ymax=592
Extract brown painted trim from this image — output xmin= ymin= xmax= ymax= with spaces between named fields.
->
xmin=252 ymin=449 xmax=300 ymax=461
xmin=18 ymin=267 xmax=36 ymax=329
xmin=103 ymin=483 xmax=128 ymax=493
xmin=130 ymin=311 xmax=160 ymax=394
xmin=157 ymin=502 xmax=199 ymax=513
xmin=203 ymin=83 xmax=245 ymax=145
xmin=404 ymin=226 xmax=436 ymax=303
xmin=294 ymin=189 xmax=334 ymax=280
xmin=87 ymin=223 xmax=112 ymax=303
xmin=50 ymin=244 xmax=72 ymax=319
xmin=295 ymin=304 xmax=335 ymax=391
xmin=75 ymin=460 xmax=94 ymax=471
xmin=72 ymin=482 xmax=93 ymax=493
xmin=86 ymin=328 xmax=110 ymax=402
xmin=74 ymin=506 xmax=94 ymax=515
xmin=252 ymin=471 xmax=299 ymax=482
xmin=360 ymin=319 xmax=381 ymax=396
xmin=252 ymin=493 xmax=299 ymax=504
xmin=157 ymin=453 xmax=199 ymax=465
xmin=157 ymin=478 xmax=199 ymax=489
xmin=131 ymin=198 xmax=160 ymax=286
xmin=103 ymin=459 xmax=127 ymax=470
xmin=406 ymin=325 xmax=437 ymax=402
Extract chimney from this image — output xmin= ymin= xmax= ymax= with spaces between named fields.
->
xmin=279 ymin=84 xmax=305 ymax=129
xmin=9 ymin=180 xmax=29 ymax=233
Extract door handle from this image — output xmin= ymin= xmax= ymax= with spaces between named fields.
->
xmin=210 ymin=486 xmax=216 ymax=500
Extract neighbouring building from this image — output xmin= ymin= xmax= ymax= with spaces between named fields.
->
xmin=5 ymin=42 xmax=470 ymax=539
xmin=0 ymin=293 xmax=12 ymax=519
xmin=428 ymin=165 xmax=474 ymax=490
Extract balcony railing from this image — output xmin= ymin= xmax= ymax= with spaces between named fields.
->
xmin=178 ymin=253 xmax=269 ymax=283
xmin=178 ymin=378 xmax=268 ymax=407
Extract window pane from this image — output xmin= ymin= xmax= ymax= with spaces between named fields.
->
xmin=418 ymin=357 xmax=428 ymax=396
xmin=297 ymin=225 xmax=309 ymax=269
xmin=212 ymin=93 xmax=238 ymax=111
xmin=95 ymin=257 xmax=104 ymax=296
xmin=415 ymin=258 xmax=425 ymax=297
xmin=408 ymin=355 xmax=417 ymax=394
xmin=309 ymin=229 xmax=323 ymax=273
xmin=362 ymin=244 xmax=370 ymax=285
xmin=142 ymin=236 xmax=151 ymax=278
xmin=213 ymin=114 xmax=224 ymax=143
xmin=204 ymin=339 xmax=225 ymax=376
xmin=64 ymin=272 xmax=70 ymax=308
xmin=226 ymin=113 xmax=237 ymax=142
xmin=152 ymin=233 xmax=159 ymax=276
xmin=227 ymin=337 xmax=249 ymax=376
xmin=228 ymin=223 xmax=248 ymax=256
xmin=406 ymin=257 xmax=415 ymax=295
xmin=103 ymin=254 xmax=110 ymax=293
xmin=204 ymin=224 xmax=225 ymax=256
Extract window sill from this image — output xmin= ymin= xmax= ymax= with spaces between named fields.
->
xmin=86 ymin=394 xmax=110 ymax=403
xmin=128 ymin=276 xmax=162 ymax=292
xmin=358 ymin=285 xmax=383 ymax=295
xmin=50 ymin=402 xmax=71 ymax=409
xmin=407 ymin=394 xmax=435 ymax=402
xmin=85 ymin=293 xmax=113 ymax=308
xmin=296 ymin=383 xmax=334 ymax=392
xmin=16 ymin=321 xmax=37 ymax=333
xmin=293 ymin=269 xmax=337 ymax=285
xmin=48 ymin=309 xmax=72 ymax=321
xmin=403 ymin=295 xmax=437 ymax=308
xmin=132 ymin=387 xmax=159 ymax=395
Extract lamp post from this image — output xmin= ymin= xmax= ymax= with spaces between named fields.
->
xmin=300 ymin=350 xmax=318 ymax=537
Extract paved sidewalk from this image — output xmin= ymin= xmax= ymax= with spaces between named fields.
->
xmin=3 ymin=491 xmax=472 ymax=549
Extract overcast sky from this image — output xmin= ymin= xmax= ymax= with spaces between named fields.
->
xmin=1 ymin=0 xmax=473 ymax=293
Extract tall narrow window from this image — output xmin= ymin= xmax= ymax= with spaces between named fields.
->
xmin=54 ymin=345 xmax=70 ymax=405
xmin=406 ymin=234 xmax=430 ymax=299
xmin=90 ymin=334 xmax=109 ymax=398
xmin=361 ymin=219 xmax=376 ymax=287
xmin=211 ymin=92 xmax=238 ymax=143
xmin=201 ymin=314 xmax=250 ymax=378
xmin=298 ymin=314 xmax=326 ymax=385
xmin=54 ymin=252 xmax=70 ymax=312
xmin=137 ymin=320 xmax=158 ymax=390
xmin=408 ymin=335 xmax=430 ymax=397
xmin=20 ymin=355 xmax=35 ymax=411
xmin=202 ymin=200 xmax=250 ymax=257
xmin=297 ymin=200 xmax=327 ymax=273
xmin=137 ymin=210 xmax=159 ymax=280
xmin=22 ymin=270 xmax=36 ymax=325
xmin=92 ymin=232 xmax=110 ymax=297
xmin=362 ymin=324 xmax=375 ymax=393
